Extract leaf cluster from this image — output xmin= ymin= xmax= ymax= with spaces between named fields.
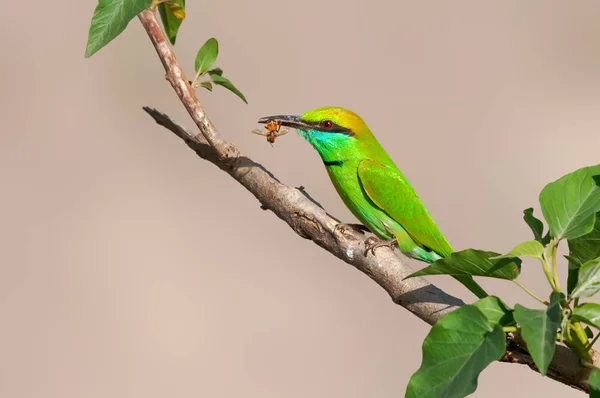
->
xmin=406 ymin=164 xmax=600 ymax=397
xmin=190 ymin=38 xmax=247 ymax=103
xmin=85 ymin=0 xmax=247 ymax=103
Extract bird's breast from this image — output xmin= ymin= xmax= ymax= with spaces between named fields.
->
xmin=324 ymin=159 xmax=396 ymax=240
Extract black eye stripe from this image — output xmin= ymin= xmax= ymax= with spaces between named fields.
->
xmin=305 ymin=120 xmax=354 ymax=136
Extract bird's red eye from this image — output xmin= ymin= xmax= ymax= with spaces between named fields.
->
xmin=321 ymin=120 xmax=334 ymax=129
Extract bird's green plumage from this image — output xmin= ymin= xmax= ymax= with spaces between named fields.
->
xmin=262 ymin=106 xmax=487 ymax=298
xmin=357 ymin=159 xmax=453 ymax=258
xmin=298 ymin=107 xmax=451 ymax=262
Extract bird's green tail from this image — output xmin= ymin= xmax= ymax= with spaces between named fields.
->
xmin=423 ymin=250 xmax=488 ymax=299
xmin=452 ymin=275 xmax=488 ymax=299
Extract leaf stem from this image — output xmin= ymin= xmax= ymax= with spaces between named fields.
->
xmin=587 ymin=331 xmax=600 ymax=350
xmin=557 ymin=298 xmax=590 ymax=359
xmin=550 ymin=238 xmax=562 ymax=292
xmin=191 ymin=69 xmax=205 ymax=89
xmin=572 ymin=322 xmax=591 ymax=347
xmin=563 ymin=325 xmax=592 ymax=362
xmin=540 ymin=252 xmax=558 ymax=291
xmin=512 ymin=280 xmax=550 ymax=305
xmin=503 ymin=326 xmax=518 ymax=333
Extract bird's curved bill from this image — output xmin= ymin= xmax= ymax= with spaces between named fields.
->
xmin=257 ymin=115 xmax=310 ymax=130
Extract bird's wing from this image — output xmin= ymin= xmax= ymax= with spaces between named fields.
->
xmin=357 ymin=159 xmax=453 ymax=257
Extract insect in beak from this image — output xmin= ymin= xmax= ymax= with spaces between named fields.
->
xmin=251 ymin=119 xmax=289 ymax=146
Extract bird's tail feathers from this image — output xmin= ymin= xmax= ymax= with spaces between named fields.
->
xmin=452 ymin=275 xmax=489 ymax=299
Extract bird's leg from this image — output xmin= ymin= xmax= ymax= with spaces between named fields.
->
xmin=346 ymin=223 xmax=370 ymax=233
xmin=333 ymin=222 xmax=371 ymax=239
xmin=363 ymin=237 xmax=398 ymax=256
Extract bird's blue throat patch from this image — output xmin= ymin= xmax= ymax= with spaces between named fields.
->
xmin=296 ymin=129 xmax=353 ymax=162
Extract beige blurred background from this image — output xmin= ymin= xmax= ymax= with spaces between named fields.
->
xmin=1 ymin=1 xmax=599 ymax=397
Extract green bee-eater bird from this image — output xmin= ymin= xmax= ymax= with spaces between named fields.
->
xmin=257 ymin=107 xmax=488 ymax=299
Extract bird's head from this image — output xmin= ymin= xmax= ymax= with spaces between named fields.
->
xmin=257 ymin=107 xmax=372 ymax=154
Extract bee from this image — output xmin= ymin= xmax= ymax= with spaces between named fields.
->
xmin=251 ymin=120 xmax=289 ymax=146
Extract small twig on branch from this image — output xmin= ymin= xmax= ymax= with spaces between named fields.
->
xmin=138 ymin=9 xmax=224 ymax=152
xmin=137 ymin=9 xmax=598 ymax=393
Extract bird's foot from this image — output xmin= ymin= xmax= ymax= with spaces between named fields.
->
xmin=349 ymin=223 xmax=371 ymax=233
xmin=333 ymin=222 xmax=370 ymax=239
xmin=363 ymin=237 xmax=398 ymax=256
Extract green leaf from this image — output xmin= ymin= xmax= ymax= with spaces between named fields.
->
xmin=200 ymin=81 xmax=213 ymax=91
xmin=567 ymin=216 xmax=600 ymax=294
xmin=406 ymin=303 xmax=506 ymax=398
xmin=523 ymin=208 xmax=551 ymax=245
xmin=513 ymin=292 xmax=563 ymax=376
xmin=590 ymin=367 xmax=600 ymax=398
xmin=491 ymin=240 xmax=544 ymax=260
xmin=85 ymin=0 xmax=152 ymax=58
xmin=571 ymin=257 xmax=600 ymax=299
xmin=472 ymin=296 xmax=514 ymax=326
xmin=565 ymin=255 xmax=583 ymax=267
xmin=207 ymin=67 xmax=223 ymax=77
xmin=211 ymin=74 xmax=248 ymax=104
xmin=195 ymin=38 xmax=219 ymax=74
xmin=407 ymin=249 xmax=521 ymax=280
xmin=572 ymin=303 xmax=600 ymax=330
xmin=158 ymin=0 xmax=185 ymax=45
xmin=585 ymin=326 xmax=595 ymax=338
xmin=539 ymin=165 xmax=600 ymax=240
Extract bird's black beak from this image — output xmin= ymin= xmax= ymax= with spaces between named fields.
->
xmin=257 ymin=115 xmax=310 ymax=130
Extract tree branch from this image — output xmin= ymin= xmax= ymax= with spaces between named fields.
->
xmin=137 ymin=9 xmax=598 ymax=393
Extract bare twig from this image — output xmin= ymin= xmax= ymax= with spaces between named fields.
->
xmin=137 ymin=9 xmax=598 ymax=393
